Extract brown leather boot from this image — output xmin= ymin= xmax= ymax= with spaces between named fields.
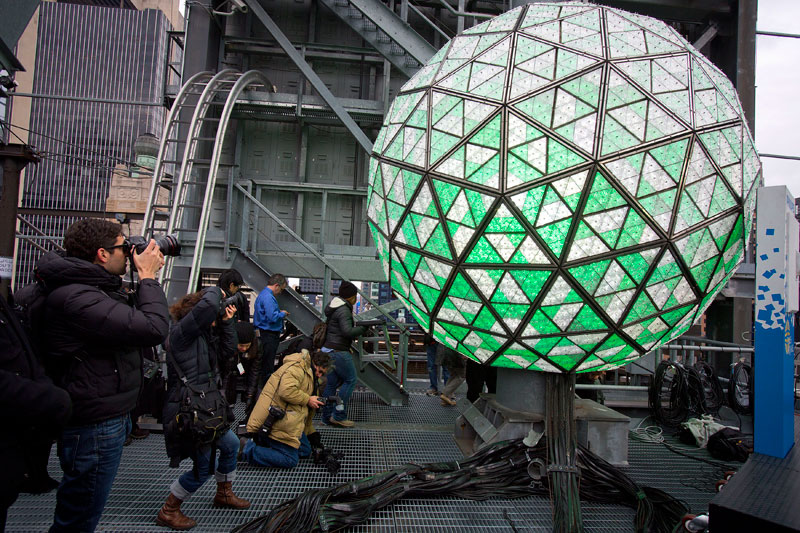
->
xmin=156 ymin=493 xmax=196 ymax=530
xmin=213 ymin=481 xmax=251 ymax=509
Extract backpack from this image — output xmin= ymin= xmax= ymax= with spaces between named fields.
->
xmin=707 ymin=427 xmax=752 ymax=462
xmin=312 ymin=321 xmax=327 ymax=350
xmin=12 ymin=280 xmax=49 ymax=360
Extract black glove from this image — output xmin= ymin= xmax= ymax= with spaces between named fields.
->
xmin=307 ymin=431 xmax=323 ymax=450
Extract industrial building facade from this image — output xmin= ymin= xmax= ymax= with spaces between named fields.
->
xmin=11 ymin=1 xmax=173 ymax=286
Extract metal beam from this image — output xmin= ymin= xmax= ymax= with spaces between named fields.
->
xmin=692 ymin=23 xmax=718 ymax=50
xmin=757 ymin=30 xmax=800 ymax=39
xmin=242 ymin=0 xmax=374 ymax=155
xmin=759 ymin=153 xmax=800 ymax=161
xmin=9 ymin=92 xmax=164 ymax=107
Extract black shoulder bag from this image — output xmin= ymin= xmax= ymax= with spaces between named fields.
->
xmin=167 ymin=349 xmax=234 ymax=477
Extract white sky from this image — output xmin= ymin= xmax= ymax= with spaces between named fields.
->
xmin=756 ymin=0 xmax=800 ymax=197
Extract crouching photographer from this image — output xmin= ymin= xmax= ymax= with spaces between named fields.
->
xmin=158 ymin=287 xmax=249 ymax=530
xmin=242 ymin=349 xmax=332 ymax=469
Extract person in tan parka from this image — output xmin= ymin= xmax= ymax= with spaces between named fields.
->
xmin=241 ymin=349 xmax=330 ymax=467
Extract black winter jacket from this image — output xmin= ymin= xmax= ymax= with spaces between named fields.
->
xmin=322 ymin=297 xmax=366 ymax=351
xmin=36 ymin=251 xmax=169 ymax=426
xmin=163 ymin=287 xmax=237 ymax=461
xmin=0 ymin=294 xmax=71 ymax=500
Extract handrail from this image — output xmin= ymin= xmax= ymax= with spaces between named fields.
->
xmin=234 ymin=181 xmax=409 ymax=334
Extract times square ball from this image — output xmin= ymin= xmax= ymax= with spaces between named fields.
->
xmin=366 ymin=2 xmax=760 ymax=373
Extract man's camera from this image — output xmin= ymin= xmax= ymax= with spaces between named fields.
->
xmin=255 ymin=405 xmax=285 ymax=445
xmin=312 ymin=446 xmax=343 ymax=475
xmin=324 ymin=395 xmax=345 ymax=414
xmin=126 ymin=234 xmax=181 ymax=257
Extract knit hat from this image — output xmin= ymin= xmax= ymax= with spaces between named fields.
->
xmin=235 ymin=321 xmax=255 ymax=344
xmin=338 ymin=281 xmax=358 ymax=299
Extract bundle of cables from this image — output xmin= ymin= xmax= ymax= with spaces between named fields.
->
xmin=695 ymin=361 xmax=725 ymax=414
xmin=649 ymin=360 xmax=727 ymax=426
xmin=728 ymin=361 xmax=752 ymax=414
xmin=231 ymin=438 xmax=688 ymax=533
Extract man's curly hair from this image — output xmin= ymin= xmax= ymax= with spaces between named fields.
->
xmin=63 ymin=219 xmax=123 ymax=262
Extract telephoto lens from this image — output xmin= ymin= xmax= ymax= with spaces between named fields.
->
xmin=126 ymin=234 xmax=181 ymax=256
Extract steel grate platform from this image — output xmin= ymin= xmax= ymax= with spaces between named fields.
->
xmin=7 ymin=389 xmax=734 ymax=532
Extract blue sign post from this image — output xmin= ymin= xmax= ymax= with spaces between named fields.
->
xmin=754 ymin=186 xmax=799 ymax=458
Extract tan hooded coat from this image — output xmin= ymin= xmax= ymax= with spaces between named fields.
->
xmin=246 ymin=350 xmax=317 ymax=449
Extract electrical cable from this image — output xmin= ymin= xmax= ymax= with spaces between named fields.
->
xmin=728 ymin=361 xmax=752 ymax=414
xmin=231 ymin=437 xmax=689 ymax=533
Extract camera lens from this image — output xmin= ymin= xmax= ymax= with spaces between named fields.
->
xmin=154 ymin=234 xmax=181 ymax=257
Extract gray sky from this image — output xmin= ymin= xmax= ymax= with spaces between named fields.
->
xmin=756 ymin=0 xmax=800 ymax=197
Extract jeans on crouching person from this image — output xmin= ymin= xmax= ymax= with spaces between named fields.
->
xmin=243 ymin=433 xmax=311 ymax=468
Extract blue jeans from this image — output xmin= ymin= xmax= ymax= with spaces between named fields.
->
xmin=172 ymin=429 xmax=239 ymax=499
xmin=243 ymin=433 xmax=311 ymax=469
xmin=322 ymin=351 xmax=357 ymax=422
xmin=427 ymin=345 xmax=449 ymax=391
xmin=50 ymin=414 xmax=132 ymax=533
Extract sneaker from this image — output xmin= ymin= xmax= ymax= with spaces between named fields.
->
xmin=328 ymin=417 xmax=355 ymax=428
xmin=425 ymin=388 xmax=439 ymax=396
xmin=440 ymin=394 xmax=456 ymax=406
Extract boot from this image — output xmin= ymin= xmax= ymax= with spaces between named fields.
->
xmin=156 ymin=493 xmax=196 ymax=530
xmin=213 ymin=481 xmax=251 ymax=509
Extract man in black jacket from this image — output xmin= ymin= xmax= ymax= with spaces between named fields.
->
xmin=320 ymin=281 xmax=365 ymax=427
xmin=35 ymin=219 xmax=169 ymax=532
xmin=0 ymin=293 xmax=71 ymax=531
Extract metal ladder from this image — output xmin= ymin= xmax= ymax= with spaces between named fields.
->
xmin=317 ymin=0 xmax=437 ymax=78
xmin=143 ymin=69 xmax=275 ymax=302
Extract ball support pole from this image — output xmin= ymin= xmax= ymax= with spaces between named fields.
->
xmin=545 ymin=372 xmax=583 ymax=533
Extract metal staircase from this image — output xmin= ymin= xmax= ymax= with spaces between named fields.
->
xmin=145 ymin=72 xmax=409 ymax=405
xmin=232 ymin=248 xmax=410 ymax=406
xmin=317 ymin=0 xmax=437 ymax=78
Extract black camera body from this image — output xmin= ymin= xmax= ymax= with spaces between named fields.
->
xmin=255 ymin=405 xmax=286 ymax=445
xmin=126 ymin=234 xmax=181 ymax=257
xmin=312 ymin=446 xmax=343 ymax=475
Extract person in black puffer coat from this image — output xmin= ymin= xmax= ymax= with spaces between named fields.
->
xmin=320 ymin=281 xmax=365 ymax=428
xmin=220 ymin=321 xmax=261 ymax=419
xmin=0 ymin=292 xmax=71 ymax=531
xmin=36 ymin=218 xmax=169 ymax=533
xmin=158 ymin=287 xmax=250 ymax=530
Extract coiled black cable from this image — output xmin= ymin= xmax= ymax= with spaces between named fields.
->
xmin=649 ymin=360 xmax=691 ymax=426
xmin=695 ymin=360 xmax=725 ymax=414
xmin=728 ymin=361 xmax=753 ymax=414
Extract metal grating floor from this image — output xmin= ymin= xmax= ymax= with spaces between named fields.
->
xmin=7 ymin=389 xmax=733 ymax=532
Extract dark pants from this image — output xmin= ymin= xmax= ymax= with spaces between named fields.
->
xmin=258 ymin=330 xmax=280 ymax=389
xmin=466 ymin=359 xmax=497 ymax=403
xmin=243 ymin=433 xmax=311 ymax=469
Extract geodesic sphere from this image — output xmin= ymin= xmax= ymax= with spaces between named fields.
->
xmin=366 ymin=2 xmax=760 ymax=373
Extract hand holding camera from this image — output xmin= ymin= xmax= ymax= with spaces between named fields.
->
xmin=307 ymin=395 xmax=324 ymax=409
xmin=128 ymin=233 xmax=180 ymax=279
xmin=132 ymin=239 xmax=164 ymax=280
